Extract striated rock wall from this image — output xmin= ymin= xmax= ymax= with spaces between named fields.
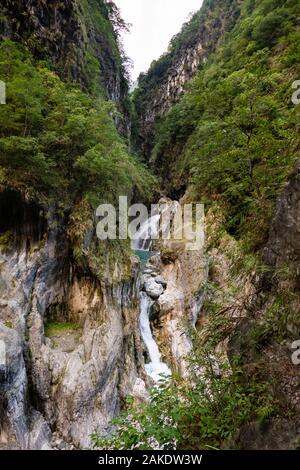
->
xmin=154 ymin=247 xmax=208 ymax=376
xmin=0 ymin=198 xmax=145 ymax=449
xmin=146 ymin=199 xmax=208 ymax=376
xmin=145 ymin=41 xmax=206 ymax=120
xmin=0 ymin=194 xmax=208 ymax=448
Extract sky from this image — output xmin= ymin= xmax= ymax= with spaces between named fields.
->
xmin=115 ymin=0 xmax=203 ymax=81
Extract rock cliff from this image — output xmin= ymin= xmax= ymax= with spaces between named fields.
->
xmin=262 ymin=161 xmax=300 ymax=290
xmin=2 ymin=0 xmax=300 ymax=451
xmin=0 ymin=0 xmax=130 ymax=135
xmin=132 ymin=0 xmax=241 ymax=159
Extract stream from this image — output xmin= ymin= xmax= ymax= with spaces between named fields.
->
xmin=132 ymin=214 xmax=171 ymax=382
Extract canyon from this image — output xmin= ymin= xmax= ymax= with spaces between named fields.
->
xmin=1 ymin=0 xmax=300 ymax=451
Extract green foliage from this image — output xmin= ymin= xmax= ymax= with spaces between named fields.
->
xmin=134 ymin=0 xmax=240 ymax=92
xmin=92 ymin=346 xmax=275 ymax=450
xmin=4 ymin=320 xmax=13 ymax=329
xmin=251 ymin=12 xmax=285 ymax=48
xmin=131 ymin=0 xmax=241 ymax=154
xmin=78 ymin=0 xmax=130 ymax=95
xmin=1 ymin=0 xmax=130 ymax=99
xmin=145 ymin=0 xmax=300 ymax=248
xmin=257 ymin=290 xmax=300 ymax=342
xmin=0 ymin=230 xmax=12 ymax=251
xmin=0 ymin=40 xmax=156 ymax=207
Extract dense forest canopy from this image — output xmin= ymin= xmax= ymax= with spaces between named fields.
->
xmin=139 ymin=0 xmax=300 ymax=250
xmin=0 ymin=41 xmax=153 ymax=207
xmin=95 ymin=0 xmax=300 ymax=450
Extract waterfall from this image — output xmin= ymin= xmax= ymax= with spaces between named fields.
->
xmin=131 ymin=213 xmax=160 ymax=251
xmin=139 ymin=292 xmax=171 ymax=382
xmin=132 ymin=214 xmax=171 ymax=382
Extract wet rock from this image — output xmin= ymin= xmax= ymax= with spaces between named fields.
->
xmin=143 ymin=268 xmax=158 ymax=276
xmin=147 ymin=255 xmax=161 ymax=270
xmin=0 ymin=323 xmax=29 ymax=449
xmin=130 ymin=256 xmax=140 ymax=276
xmin=149 ymin=301 xmax=161 ymax=322
xmin=154 ymin=276 xmax=167 ymax=288
xmin=144 ymin=279 xmax=164 ymax=300
xmin=132 ymin=378 xmax=149 ymax=402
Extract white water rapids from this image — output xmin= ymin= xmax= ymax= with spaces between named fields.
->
xmin=139 ymin=292 xmax=171 ymax=382
xmin=132 ymin=213 xmax=171 ymax=382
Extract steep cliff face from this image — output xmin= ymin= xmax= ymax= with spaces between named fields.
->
xmin=262 ymin=161 xmax=300 ymax=289
xmin=0 ymin=0 xmax=144 ymax=449
xmin=132 ymin=0 xmax=241 ymax=159
xmin=0 ymin=0 xmax=130 ymax=134
xmin=0 ymin=196 xmax=206 ymax=449
xmin=0 ymin=197 xmax=146 ymax=449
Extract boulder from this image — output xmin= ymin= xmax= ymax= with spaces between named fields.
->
xmin=144 ymin=278 xmax=164 ymax=300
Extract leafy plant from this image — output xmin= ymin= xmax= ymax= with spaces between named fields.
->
xmin=92 ymin=345 xmax=276 ymax=450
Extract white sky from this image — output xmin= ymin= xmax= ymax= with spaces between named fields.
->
xmin=115 ymin=0 xmax=203 ymax=81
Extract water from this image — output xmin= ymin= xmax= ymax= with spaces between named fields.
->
xmin=139 ymin=292 xmax=171 ymax=382
xmin=131 ymin=213 xmax=160 ymax=251
xmin=133 ymin=213 xmax=171 ymax=382
xmin=134 ymin=249 xmax=158 ymax=267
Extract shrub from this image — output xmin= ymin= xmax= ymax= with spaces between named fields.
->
xmin=91 ymin=346 xmax=276 ymax=450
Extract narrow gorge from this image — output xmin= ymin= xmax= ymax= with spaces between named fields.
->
xmin=1 ymin=0 xmax=300 ymax=452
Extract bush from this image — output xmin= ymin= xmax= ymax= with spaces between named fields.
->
xmin=91 ymin=347 xmax=276 ymax=450
xmin=143 ymin=0 xmax=300 ymax=248
xmin=0 ymin=41 xmax=156 ymax=206
xmin=252 ymin=12 xmax=285 ymax=48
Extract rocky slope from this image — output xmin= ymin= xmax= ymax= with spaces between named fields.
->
xmin=2 ymin=0 xmax=300 ymax=452
xmin=132 ymin=0 xmax=241 ymax=159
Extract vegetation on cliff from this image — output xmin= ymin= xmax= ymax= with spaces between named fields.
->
xmin=135 ymin=0 xmax=300 ymax=250
xmin=95 ymin=0 xmax=300 ymax=450
xmin=0 ymin=2 xmax=156 ymax=278
xmin=0 ymin=40 xmax=153 ymax=208
xmin=92 ymin=345 xmax=275 ymax=450
xmin=131 ymin=0 xmax=241 ymax=155
xmin=1 ymin=0 xmax=129 ymax=101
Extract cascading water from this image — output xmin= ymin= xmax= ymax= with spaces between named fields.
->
xmin=139 ymin=292 xmax=171 ymax=382
xmin=132 ymin=213 xmax=171 ymax=382
xmin=131 ymin=213 xmax=160 ymax=251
